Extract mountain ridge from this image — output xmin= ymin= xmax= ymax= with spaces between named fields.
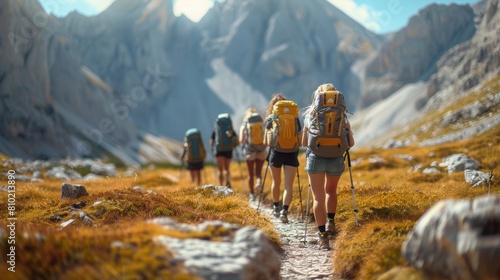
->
xmin=1 ymin=0 xmax=498 ymax=164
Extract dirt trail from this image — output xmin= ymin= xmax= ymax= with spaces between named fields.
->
xmin=250 ymin=201 xmax=345 ymax=280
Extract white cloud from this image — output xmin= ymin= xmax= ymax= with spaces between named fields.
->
xmin=173 ymin=0 xmax=214 ymax=22
xmin=327 ymin=0 xmax=381 ymax=32
xmin=84 ymin=0 xmax=116 ymax=13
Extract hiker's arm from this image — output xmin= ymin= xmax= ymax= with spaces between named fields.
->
xmin=346 ymin=121 xmax=355 ymax=148
xmin=209 ymin=131 xmax=215 ymax=147
xmin=180 ymin=146 xmax=186 ymax=161
xmin=264 ymin=115 xmax=273 ymax=129
xmin=179 ymin=139 xmax=187 ymax=161
xmin=301 ymin=126 xmax=308 ymax=147
xmin=296 ymin=117 xmax=303 ymax=146
xmin=232 ymin=129 xmax=239 ymax=146
xmin=239 ymin=125 xmax=246 ymax=145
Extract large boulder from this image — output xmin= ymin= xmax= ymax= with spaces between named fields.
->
xmin=442 ymin=153 xmax=479 ymax=173
xmin=151 ymin=218 xmax=281 ymax=280
xmin=402 ymin=195 xmax=500 ymax=279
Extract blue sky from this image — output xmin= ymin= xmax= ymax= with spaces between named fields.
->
xmin=38 ymin=0 xmax=479 ymax=34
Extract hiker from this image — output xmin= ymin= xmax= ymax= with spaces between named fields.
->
xmin=263 ymin=93 xmax=301 ymax=223
xmin=239 ymin=107 xmax=267 ymax=202
xmin=180 ymin=128 xmax=206 ymax=186
xmin=302 ymin=83 xmax=355 ymax=250
xmin=210 ymin=113 xmax=239 ymax=187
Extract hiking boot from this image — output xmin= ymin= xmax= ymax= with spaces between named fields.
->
xmin=318 ymin=232 xmax=330 ymax=250
xmin=326 ymin=219 xmax=337 ymax=235
xmin=279 ymin=209 xmax=288 ymax=223
xmin=271 ymin=205 xmax=280 ymax=218
xmin=249 ymin=193 xmax=255 ymax=202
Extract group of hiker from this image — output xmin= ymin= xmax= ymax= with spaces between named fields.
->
xmin=179 ymin=83 xmax=355 ymax=250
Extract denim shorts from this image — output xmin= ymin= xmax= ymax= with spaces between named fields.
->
xmin=305 ymin=152 xmax=345 ymax=176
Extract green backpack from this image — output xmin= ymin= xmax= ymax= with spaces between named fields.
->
xmin=184 ymin=128 xmax=206 ymax=163
xmin=214 ymin=113 xmax=237 ymax=152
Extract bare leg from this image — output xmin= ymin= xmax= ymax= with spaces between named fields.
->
xmin=255 ymin=159 xmax=265 ymax=183
xmin=224 ymin=157 xmax=232 ymax=186
xmin=325 ymin=175 xmax=340 ymax=214
xmin=216 ymin=156 xmax=225 ymax=185
xmin=189 ymin=170 xmax=196 ymax=184
xmin=282 ymin=165 xmax=297 ymax=206
xmin=308 ymin=173 xmax=326 ymax=227
xmin=270 ymin=166 xmax=282 ymax=203
xmin=195 ymin=170 xmax=202 ymax=186
xmin=246 ymin=160 xmax=255 ymax=194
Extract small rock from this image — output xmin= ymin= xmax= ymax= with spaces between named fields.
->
xmin=132 ymin=186 xmax=145 ymax=193
xmin=61 ymin=219 xmax=75 ymax=228
xmin=422 ymin=167 xmax=440 ymax=174
xmin=83 ymin=173 xmax=103 ymax=181
xmin=49 ymin=215 xmax=63 ymax=222
xmin=72 ymin=201 xmax=86 ymax=209
xmin=93 ymin=200 xmax=104 ymax=206
xmin=61 ymin=183 xmax=89 ymax=200
xmin=464 ymin=170 xmax=491 ymax=187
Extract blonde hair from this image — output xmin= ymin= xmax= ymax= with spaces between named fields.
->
xmin=305 ymin=83 xmax=338 ymax=116
xmin=243 ymin=107 xmax=258 ymax=121
xmin=265 ymin=93 xmax=286 ymax=117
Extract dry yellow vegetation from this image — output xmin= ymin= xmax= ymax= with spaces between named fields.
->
xmin=0 ymin=76 xmax=498 ymax=278
xmin=0 ymin=123 xmax=497 ymax=279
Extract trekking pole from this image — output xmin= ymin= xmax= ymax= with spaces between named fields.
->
xmin=296 ymin=168 xmax=303 ymax=221
xmin=304 ymin=184 xmax=311 ymax=244
xmin=257 ymin=147 xmax=272 ymax=211
xmin=346 ymin=150 xmax=359 ymax=226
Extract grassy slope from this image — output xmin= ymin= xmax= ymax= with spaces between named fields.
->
xmin=331 ymin=76 xmax=500 ymax=279
xmin=0 ymin=167 xmax=280 ymax=279
xmin=0 ymin=77 xmax=498 ymax=279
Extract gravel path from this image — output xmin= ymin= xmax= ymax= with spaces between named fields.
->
xmin=250 ymin=200 xmax=345 ymax=280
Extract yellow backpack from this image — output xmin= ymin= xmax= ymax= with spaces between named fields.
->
xmin=268 ymin=100 xmax=300 ymax=153
xmin=244 ymin=113 xmax=266 ymax=152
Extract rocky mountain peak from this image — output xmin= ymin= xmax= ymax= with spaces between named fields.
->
xmin=360 ymin=3 xmax=476 ymax=109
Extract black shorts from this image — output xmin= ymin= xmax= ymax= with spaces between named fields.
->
xmin=186 ymin=161 xmax=204 ymax=170
xmin=268 ymin=149 xmax=299 ymax=168
xmin=215 ymin=151 xmax=233 ymax=159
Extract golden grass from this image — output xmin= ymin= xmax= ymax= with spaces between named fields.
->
xmin=330 ymin=124 xmax=499 ymax=279
xmin=0 ymin=120 xmax=498 ymax=279
xmin=0 ymin=165 xmax=280 ymax=279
